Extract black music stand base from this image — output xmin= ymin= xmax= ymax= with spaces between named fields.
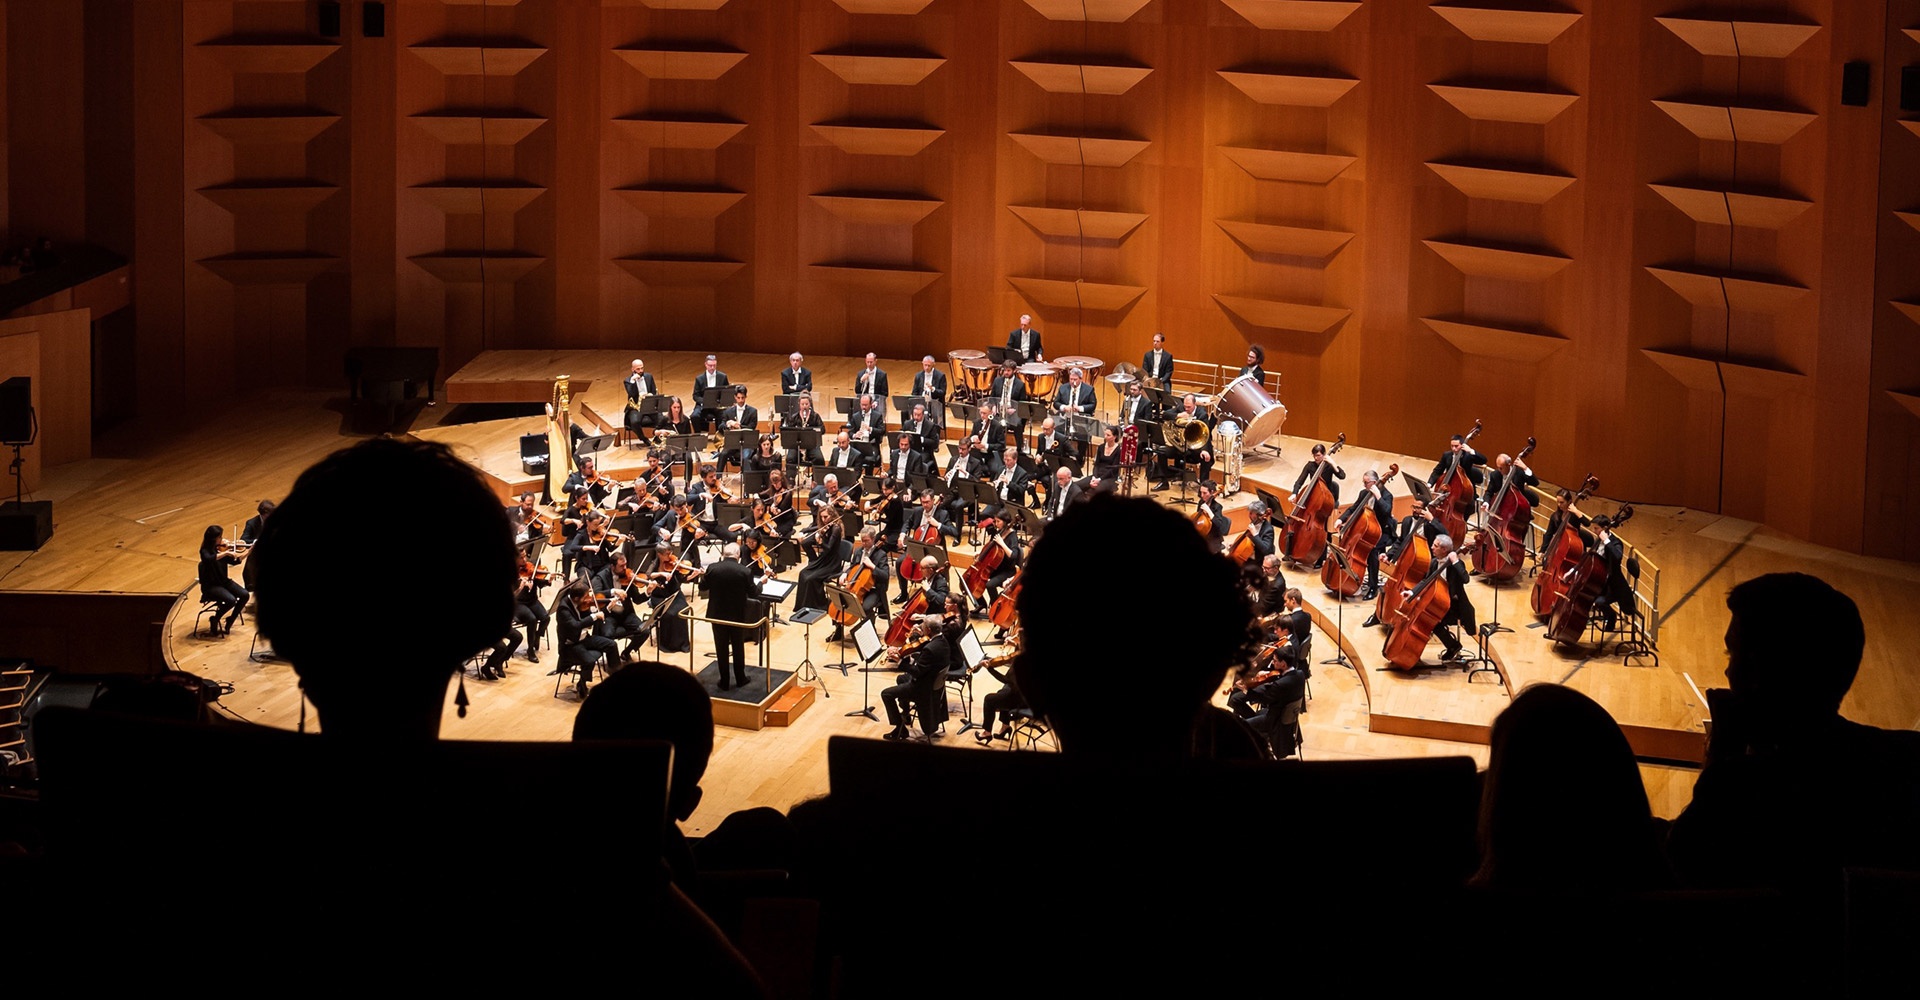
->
xmin=1321 ymin=589 xmax=1352 ymax=669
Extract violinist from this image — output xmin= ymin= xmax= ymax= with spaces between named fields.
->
xmin=1239 ymin=345 xmax=1267 ymax=385
xmin=687 ymin=464 xmax=734 ymax=544
xmin=1043 ymin=465 xmax=1084 ymax=522
xmin=557 ymin=582 xmax=621 ymax=696
xmin=591 ymin=550 xmax=653 ymax=663
xmin=1344 ymin=469 xmax=1398 ymax=599
xmin=792 ymin=503 xmax=847 ymax=613
xmin=1150 ymin=393 xmax=1214 ymax=492
xmin=1404 ymin=535 xmax=1475 ymax=662
xmin=644 ymin=543 xmax=695 ymax=655
xmin=1292 ymin=442 xmax=1345 ymax=505
xmin=976 ymin=622 xmax=1026 ymax=744
xmin=869 ymin=478 xmax=907 ymax=548
xmin=1231 ymin=587 xmax=1308 ymax=719
xmin=1574 ymin=514 xmax=1632 ymax=630
xmin=1034 ymin=416 xmax=1080 ymax=474
xmin=566 ymin=510 xmax=622 ymax=582
xmin=507 ymin=491 xmax=545 ymax=549
xmin=986 ymin=446 xmax=1032 ymax=519
xmin=563 ymin=456 xmax=613 ymax=508
xmin=1088 ymin=424 xmax=1124 ymax=491
xmin=557 ymin=490 xmax=597 ymax=578
xmin=655 ymin=395 xmax=697 ymax=483
xmin=718 ymin=385 xmax=757 ymax=473
xmin=881 ymin=614 xmax=952 ymax=741
xmin=1428 ymin=433 xmax=1488 ymax=495
xmin=623 ymin=357 xmax=659 ymax=437
xmin=1142 ymin=332 xmax=1174 ymax=387
xmin=654 ymin=495 xmax=706 ymax=569
xmin=844 ymin=394 xmax=886 ymax=472
xmin=884 ymin=432 xmax=930 ymax=485
xmin=810 ymin=473 xmax=855 ymax=530
xmin=513 ymin=551 xmax=552 ymax=663
xmin=197 ymin=524 xmax=250 ymax=636
xmin=783 ymin=392 xmax=826 ymax=468
xmin=622 ymin=453 xmax=672 ymax=526
xmin=824 ymin=431 xmax=861 ymax=476
xmin=761 ymin=469 xmax=799 ymax=537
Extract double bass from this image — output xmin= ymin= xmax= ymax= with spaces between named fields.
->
xmin=1471 ymin=437 xmax=1536 ymax=582
xmin=1382 ymin=546 xmax=1454 ymax=670
xmin=1282 ymin=433 xmax=1346 ymax=566
xmin=1433 ymin=419 xmax=1483 ymax=543
xmin=1374 ymin=507 xmax=1433 ymax=628
xmin=1321 ymin=464 xmax=1398 ymax=597
xmin=1529 ymin=474 xmax=1600 ymax=616
xmin=1546 ymin=504 xmax=1634 ymax=645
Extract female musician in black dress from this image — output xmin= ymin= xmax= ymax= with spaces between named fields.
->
xmin=656 ymin=396 xmax=696 ymax=484
xmin=198 ymin=524 xmax=250 ymax=635
xmin=1089 ymin=423 xmax=1124 ymax=492
xmin=745 ymin=433 xmax=785 ymax=479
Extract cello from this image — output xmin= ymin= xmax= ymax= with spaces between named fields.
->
xmin=1282 ymin=433 xmax=1346 ymax=566
xmin=963 ymin=525 xmax=1013 ymax=600
xmin=1529 ymin=474 xmax=1600 ymax=616
xmin=1546 ymin=504 xmax=1634 ymax=645
xmin=827 ymin=551 xmax=877 ymax=627
xmin=1382 ymin=538 xmax=1457 ymax=670
xmin=1433 ymin=419 xmax=1483 ymax=543
xmin=988 ymin=571 xmax=1022 ymax=627
xmin=1471 ymin=437 xmax=1536 ymax=582
xmin=887 ymin=587 xmax=929 ymax=646
xmin=1321 ymin=464 xmax=1398 ymax=597
xmin=897 ymin=515 xmax=941 ymax=584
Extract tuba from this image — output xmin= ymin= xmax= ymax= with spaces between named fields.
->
xmin=1163 ymin=414 xmax=1210 ymax=450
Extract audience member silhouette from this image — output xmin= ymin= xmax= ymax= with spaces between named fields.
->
xmin=252 ymin=437 xmax=516 ymax=739
xmin=1474 ymin=683 xmax=1673 ymax=893
xmin=1668 ymin=573 xmax=1920 ymax=898
xmin=1012 ymin=492 xmax=1256 ymax=757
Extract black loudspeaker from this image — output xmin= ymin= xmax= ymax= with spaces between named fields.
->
xmin=363 ymin=1 xmax=385 ymax=38
xmin=0 ymin=377 xmax=31 ymax=444
xmin=318 ymin=1 xmax=341 ymax=38
xmin=1903 ymin=65 xmax=1920 ymax=113
xmin=0 ymin=501 xmax=54 ymax=551
xmin=1841 ymin=61 xmax=1871 ymax=107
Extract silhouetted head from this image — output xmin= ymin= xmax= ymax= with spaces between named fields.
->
xmin=1014 ymin=494 xmax=1254 ymax=758
xmin=573 ymin=662 xmax=713 ymax=823
xmin=1726 ymin=573 xmax=1864 ymax=727
xmin=254 ymin=439 xmax=515 ymax=739
xmin=1475 ymin=683 xmax=1669 ymax=892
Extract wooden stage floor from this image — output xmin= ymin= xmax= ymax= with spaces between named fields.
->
xmin=10 ymin=350 xmax=1920 ymax=831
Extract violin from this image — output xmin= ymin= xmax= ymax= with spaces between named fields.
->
xmin=1471 ymin=437 xmax=1536 ymax=582
xmin=1282 ymin=433 xmax=1345 ymax=566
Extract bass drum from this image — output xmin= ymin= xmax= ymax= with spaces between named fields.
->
xmin=1216 ymin=374 xmax=1287 ymax=446
xmin=1212 ymin=419 xmax=1243 ymax=496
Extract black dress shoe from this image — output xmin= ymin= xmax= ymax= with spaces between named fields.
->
xmin=882 ymin=728 xmax=909 ymax=741
xmin=717 ymin=681 xmax=732 ymax=691
xmin=1439 ymin=648 xmax=1460 ymax=661
xmin=1357 ymin=586 xmax=1376 ymax=601
xmin=1361 ymin=614 xmax=1381 ymax=628
xmin=1150 ymin=481 xmax=1170 ymax=492
xmin=891 ymin=595 xmax=907 ymax=605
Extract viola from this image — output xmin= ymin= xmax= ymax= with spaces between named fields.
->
xmin=1471 ymin=437 xmax=1536 ymax=582
xmin=1530 ymin=474 xmax=1600 ymax=616
xmin=888 ymin=588 xmax=929 ymax=646
xmin=1546 ymin=503 xmax=1634 ymax=645
xmin=1282 ymin=433 xmax=1346 ymax=566
xmin=1434 ymin=419 xmax=1483 ymax=544
xmin=1382 ymin=556 xmax=1454 ymax=670
xmin=1321 ymin=464 xmax=1398 ymax=597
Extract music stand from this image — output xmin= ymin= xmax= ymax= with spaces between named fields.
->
xmin=575 ymin=434 xmax=618 ymax=464
xmin=1003 ymin=502 xmax=1045 ymax=539
xmin=984 ymin=346 xmax=1010 ymax=365
xmin=818 ymin=465 xmax=858 ymax=496
xmin=789 ymin=605 xmax=828 ymax=688
xmin=945 ymin=401 xmax=976 ymax=427
xmin=697 ymin=386 xmax=733 ymax=412
xmin=903 ymin=537 xmax=947 ymax=575
xmin=636 ymin=394 xmax=671 ymax=427
xmin=741 ymin=470 xmax=770 ymax=495
xmin=907 ymin=472 xmax=939 ymax=498
xmin=952 ymin=627 xmax=987 ymax=733
xmin=1401 ymin=478 xmax=1435 ymax=505
xmin=665 ymin=433 xmax=707 ymax=482
xmin=773 ymin=394 xmax=801 ymax=419
xmin=779 ymin=426 xmax=822 ymax=459
xmin=859 ymin=474 xmax=887 ymax=497
xmin=847 ymin=617 xmax=888 ymax=721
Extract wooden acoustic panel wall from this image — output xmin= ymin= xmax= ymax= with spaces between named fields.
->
xmin=23 ymin=0 xmax=1907 ymax=558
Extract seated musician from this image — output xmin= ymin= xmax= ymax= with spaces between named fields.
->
xmin=899 ymin=400 xmax=939 ymax=455
xmin=556 ymin=582 xmax=621 ymax=697
xmin=973 ymin=401 xmax=1019 ymax=455
xmin=1034 ymin=416 xmax=1080 ymax=474
xmin=1428 ymin=432 xmax=1488 ymax=494
xmin=513 ymin=551 xmax=551 ymax=663
xmin=687 ymin=465 xmax=736 ymax=545
xmin=241 ymin=499 xmax=275 ymax=545
xmin=1244 ymin=500 xmax=1277 ymax=562
xmin=845 ymin=394 xmax=886 ymax=471
xmin=565 ymin=509 xmax=622 ymax=583
xmin=783 ymin=392 xmax=827 ymax=468
xmin=655 ymin=396 xmax=697 ymax=483
xmin=1195 ymin=481 xmax=1228 ymax=552
xmin=1041 ymin=465 xmax=1084 ymax=522
xmin=1118 ymin=378 xmax=1156 ymax=428
xmin=1087 ymin=424 xmax=1125 ymax=492
xmin=810 ymin=473 xmax=853 ymax=528
xmin=557 ymin=490 xmax=597 ymax=578
xmin=506 ymin=491 xmax=547 ymax=556
xmin=563 ymin=456 xmax=614 ymax=509
xmin=745 ymin=432 xmax=784 ymax=479
xmin=897 ymin=490 xmax=957 ymax=602
xmin=1363 ymin=500 xmax=1439 ymax=628
xmin=1239 ymin=344 xmax=1267 ymax=384
xmin=824 ymin=431 xmax=862 ymax=476
xmin=881 ymin=614 xmax=952 ymax=741
xmin=1053 ymin=367 xmax=1096 ymax=418
xmin=1007 ymin=313 xmax=1043 ymax=365
xmin=825 ymin=527 xmax=890 ymax=643
xmin=762 ymin=468 xmax=799 ymax=537
xmin=987 ymin=359 xmax=1027 ymax=414
xmin=1142 ymin=332 xmax=1174 ymax=387
xmin=654 ymin=494 xmax=707 ymax=569
xmin=976 ymin=629 xmax=1026 ymax=745
xmin=1348 ymin=469 xmax=1398 ymax=598
xmin=689 ymin=354 xmax=729 ymax=433
xmin=1292 ymin=442 xmax=1345 ymax=505
xmin=590 ymin=550 xmax=653 ymax=664
xmin=1150 ymin=393 xmax=1214 ymax=492
xmin=623 ymin=357 xmax=659 ymax=437
xmin=1574 ymin=514 xmax=1632 ymax=630
xmin=644 ymin=542 xmax=695 ymax=654
xmin=717 ymin=385 xmax=757 ymax=473
xmin=197 ymin=524 xmax=249 ymax=636
xmin=883 ymin=432 xmax=929 ymax=485
xmin=986 ymin=446 xmax=1032 ymax=519
xmin=1401 ymin=535 xmax=1475 ymax=663
xmin=1238 ymin=658 xmax=1307 ymax=758
xmin=976 ymin=516 xmax=1023 ymax=609
xmin=869 ymin=478 xmax=907 ymax=550
xmin=938 ymin=434 xmax=987 ymax=525
xmin=621 ymin=453 xmax=672 ymax=526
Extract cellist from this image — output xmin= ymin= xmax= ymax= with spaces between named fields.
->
xmin=1195 ymin=481 xmax=1229 ymax=553
xmin=1401 ymin=535 xmax=1476 ymax=662
xmin=1244 ymin=500 xmax=1277 ymax=562
xmin=826 ymin=527 xmax=889 ymax=643
xmin=895 ymin=490 xmax=957 ymax=604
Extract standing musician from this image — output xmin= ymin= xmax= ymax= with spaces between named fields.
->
xmin=1478 ymin=452 xmax=1539 ymax=561
xmin=1244 ymin=500 xmax=1277 ymax=562
xmin=1292 ymin=442 xmax=1345 ymax=505
xmin=654 ymin=495 xmax=706 ymax=569
xmin=1053 ymin=366 xmax=1096 ymax=417
xmin=1404 ymin=535 xmax=1476 ymax=662
xmin=884 ymin=432 xmax=929 ymax=485
xmin=783 ymin=392 xmax=826 ymax=468
xmin=1239 ymin=345 xmax=1267 ymax=384
xmin=645 ymin=542 xmax=697 ymax=655
xmin=1087 ymin=424 xmax=1125 ymax=492
xmin=1006 ymin=313 xmax=1044 ymax=365
xmin=855 ymin=352 xmax=889 ymax=414
xmin=780 ymin=352 xmax=813 ymax=396
xmin=899 ymin=401 xmax=939 ymax=456
xmin=844 ymin=394 xmax=886 ymax=472
xmin=513 ymin=550 xmax=551 ymax=663
xmin=1043 ymin=466 xmax=1084 ymax=521
xmin=1142 ymin=332 xmax=1174 ymax=388
xmin=986 ymin=446 xmax=1032 ymax=519
xmin=198 ymin=524 xmax=250 ymax=636
xmin=655 ymin=396 xmax=697 ymax=484
xmin=1428 ymin=432 xmax=1488 ymax=495
xmin=792 ymin=504 xmax=847 ymax=613
xmin=1034 ymin=416 xmax=1080 ymax=474
xmin=689 ymin=354 xmax=729 ymax=432
xmin=556 ymin=582 xmax=621 ymax=696
xmin=1362 ymin=500 xmax=1441 ymax=629
xmin=623 ymin=358 xmax=659 ymax=437
xmin=1195 ymin=481 xmax=1229 ymax=552
xmin=718 ymin=385 xmax=757 ymax=473
xmin=1151 ymin=393 xmax=1214 ymax=492
xmin=988 ymin=358 xmax=1027 ymax=416
xmin=1119 ymin=378 xmax=1155 ymax=428
xmin=1342 ymin=469 xmax=1398 ymax=599
xmin=881 ymin=614 xmax=952 ymax=741
xmin=590 ymin=550 xmax=653 ymax=665
xmin=1573 ymin=514 xmax=1632 ymax=630
xmin=563 ymin=456 xmax=614 ymax=508
xmin=909 ymin=355 xmax=948 ymax=408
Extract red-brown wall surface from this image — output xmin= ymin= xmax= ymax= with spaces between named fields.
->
xmin=7 ymin=0 xmax=1916 ymax=560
